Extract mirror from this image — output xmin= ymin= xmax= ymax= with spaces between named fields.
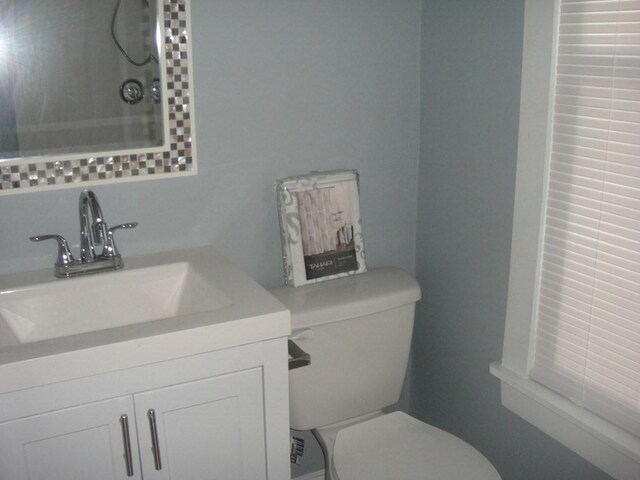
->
xmin=0 ymin=0 xmax=196 ymax=195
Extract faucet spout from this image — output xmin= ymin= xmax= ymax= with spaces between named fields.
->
xmin=79 ymin=189 xmax=104 ymax=263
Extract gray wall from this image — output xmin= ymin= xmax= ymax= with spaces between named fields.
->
xmin=0 ymin=0 xmax=421 ymax=290
xmin=413 ymin=1 xmax=613 ymax=479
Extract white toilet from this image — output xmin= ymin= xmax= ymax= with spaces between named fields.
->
xmin=270 ymin=267 xmax=501 ymax=480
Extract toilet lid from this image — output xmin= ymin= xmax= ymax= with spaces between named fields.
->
xmin=333 ymin=412 xmax=501 ymax=480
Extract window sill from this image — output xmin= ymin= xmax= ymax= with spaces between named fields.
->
xmin=490 ymin=362 xmax=640 ymax=480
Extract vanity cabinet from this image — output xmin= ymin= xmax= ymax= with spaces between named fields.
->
xmin=0 ymin=338 xmax=290 ymax=480
xmin=133 ymin=367 xmax=268 ymax=480
xmin=0 ymin=396 xmax=137 ymax=480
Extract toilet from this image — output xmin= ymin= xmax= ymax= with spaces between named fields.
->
xmin=270 ymin=267 xmax=501 ymax=480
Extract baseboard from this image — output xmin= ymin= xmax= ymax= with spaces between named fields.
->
xmin=292 ymin=469 xmax=324 ymax=480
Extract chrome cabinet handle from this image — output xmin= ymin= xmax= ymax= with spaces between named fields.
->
xmin=120 ymin=414 xmax=135 ymax=477
xmin=147 ymin=409 xmax=162 ymax=470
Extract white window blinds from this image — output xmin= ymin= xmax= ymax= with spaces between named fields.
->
xmin=531 ymin=0 xmax=640 ymax=437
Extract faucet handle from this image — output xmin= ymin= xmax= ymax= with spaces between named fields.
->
xmin=29 ymin=234 xmax=76 ymax=266
xmin=110 ymin=222 xmax=138 ymax=232
xmin=102 ymin=222 xmax=138 ymax=258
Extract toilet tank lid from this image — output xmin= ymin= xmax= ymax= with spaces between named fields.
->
xmin=268 ymin=267 xmax=421 ymax=329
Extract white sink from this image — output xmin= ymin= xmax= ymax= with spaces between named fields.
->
xmin=0 ymin=262 xmax=231 ymax=344
xmin=0 ymin=246 xmax=290 ymax=394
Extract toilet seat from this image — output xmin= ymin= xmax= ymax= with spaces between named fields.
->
xmin=332 ymin=412 xmax=501 ymax=480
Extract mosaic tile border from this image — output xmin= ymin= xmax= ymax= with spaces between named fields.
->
xmin=0 ymin=0 xmax=195 ymax=194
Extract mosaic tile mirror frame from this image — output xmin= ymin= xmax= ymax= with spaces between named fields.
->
xmin=0 ymin=0 xmax=197 ymax=195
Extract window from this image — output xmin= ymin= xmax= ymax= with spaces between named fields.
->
xmin=491 ymin=1 xmax=640 ymax=479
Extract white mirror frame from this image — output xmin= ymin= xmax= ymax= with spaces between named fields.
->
xmin=0 ymin=0 xmax=197 ymax=195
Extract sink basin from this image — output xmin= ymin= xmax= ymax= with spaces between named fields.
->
xmin=0 ymin=245 xmax=290 ymax=395
xmin=0 ymin=262 xmax=231 ymax=344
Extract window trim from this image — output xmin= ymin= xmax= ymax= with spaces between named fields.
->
xmin=490 ymin=1 xmax=640 ymax=479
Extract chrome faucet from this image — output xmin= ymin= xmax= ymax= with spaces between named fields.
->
xmin=30 ymin=189 xmax=138 ymax=278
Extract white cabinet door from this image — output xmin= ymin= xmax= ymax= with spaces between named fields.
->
xmin=134 ymin=367 xmax=268 ymax=480
xmin=0 ymin=396 xmax=141 ymax=480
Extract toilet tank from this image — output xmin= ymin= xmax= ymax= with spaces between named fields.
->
xmin=269 ymin=268 xmax=421 ymax=431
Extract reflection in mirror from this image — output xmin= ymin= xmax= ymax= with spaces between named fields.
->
xmin=0 ymin=0 xmax=196 ymax=194
xmin=1 ymin=0 xmax=163 ymax=158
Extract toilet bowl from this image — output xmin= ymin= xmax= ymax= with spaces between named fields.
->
xmin=316 ymin=412 xmax=500 ymax=480
xmin=269 ymin=268 xmax=501 ymax=480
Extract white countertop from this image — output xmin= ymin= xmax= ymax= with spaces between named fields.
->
xmin=0 ymin=245 xmax=290 ymax=394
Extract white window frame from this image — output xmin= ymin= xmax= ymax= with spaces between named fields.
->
xmin=489 ymin=1 xmax=640 ymax=479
